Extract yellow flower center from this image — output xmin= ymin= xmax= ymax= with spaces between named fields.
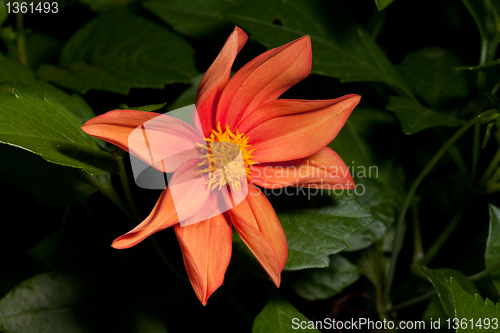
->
xmin=198 ymin=123 xmax=256 ymax=191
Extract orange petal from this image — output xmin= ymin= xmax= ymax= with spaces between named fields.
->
xmin=216 ymin=35 xmax=312 ymax=130
xmin=196 ymin=27 xmax=248 ymax=137
xmin=112 ymin=159 xmax=210 ymax=249
xmin=228 ymin=184 xmax=287 ymax=286
xmin=174 ymin=213 xmax=232 ymax=305
xmin=111 ymin=188 xmax=179 ymax=249
xmin=250 ymin=147 xmax=354 ymax=189
xmin=243 ymin=95 xmax=361 ymax=163
xmin=82 ymin=110 xmax=203 ymax=173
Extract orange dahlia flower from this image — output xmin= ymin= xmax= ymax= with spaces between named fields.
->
xmin=81 ymin=27 xmax=359 ymax=305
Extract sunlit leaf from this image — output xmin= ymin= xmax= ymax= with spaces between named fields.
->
xmin=451 ymin=278 xmax=500 ymax=332
xmin=0 ymin=83 xmax=117 ymax=175
xmin=415 ymin=264 xmax=479 ymax=317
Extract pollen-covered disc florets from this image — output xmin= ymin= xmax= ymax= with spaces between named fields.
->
xmin=198 ymin=123 xmax=256 ymax=191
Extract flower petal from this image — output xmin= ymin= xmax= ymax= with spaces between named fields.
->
xmin=228 ymin=184 xmax=287 ymax=286
xmin=174 ymin=213 xmax=232 ymax=306
xmin=250 ymin=147 xmax=354 ymax=189
xmin=111 ymin=159 xmax=210 ymax=249
xmin=111 ymin=188 xmax=178 ymax=249
xmin=196 ymin=27 xmax=248 ymax=137
xmin=216 ymin=35 xmax=312 ymax=130
xmin=82 ymin=110 xmax=203 ymax=173
xmin=243 ymin=95 xmax=360 ymax=163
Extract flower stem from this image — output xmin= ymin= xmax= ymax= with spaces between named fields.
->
xmin=412 ymin=202 xmax=424 ymax=263
xmin=480 ymin=147 xmax=500 ymax=186
xmin=383 ymin=116 xmax=478 ymax=310
xmin=469 ymin=260 xmax=500 ymax=281
xmin=419 ymin=204 xmax=468 ymax=266
xmin=115 ymin=152 xmax=141 ymax=221
xmin=16 ymin=13 xmax=28 ymax=66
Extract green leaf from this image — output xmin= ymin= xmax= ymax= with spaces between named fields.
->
xmin=423 ymin=297 xmax=449 ymax=323
xmin=397 ymin=47 xmax=471 ymax=108
xmin=38 ymin=9 xmax=197 ymax=94
xmin=386 ymin=96 xmax=465 ymax=135
xmin=224 ymin=0 xmax=412 ymax=96
xmin=0 ymin=83 xmax=117 ymax=175
xmin=284 ymin=255 xmax=359 ymax=301
xmin=486 ymin=204 xmax=500 ymax=293
xmin=0 ymin=57 xmax=36 ymax=85
xmin=0 ymin=271 xmax=170 ymax=333
xmin=0 ymin=0 xmax=7 ymax=27
xmin=143 ymin=0 xmax=247 ymax=38
xmin=415 ymin=264 xmax=479 ymax=317
xmin=374 ymin=0 xmax=394 ymax=10
xmin=119 ymin=102 xmax=167 ymax=112
xmin=81 ymin=0 xmax=133 ymax=12
xmin=253 ymin=291 xmax=320 ymax=333
xmin=451 ymin=278 xmax=500 ymax=332
xmin=0 ymin=144 xmax=105 ymax=205
xmin=168 ymin=73 xmax=203 ymax=110
xmin=281 ymin=194 xmax=375 ymax=270
xmin=329 ymin=107 xmax=404 ymax=249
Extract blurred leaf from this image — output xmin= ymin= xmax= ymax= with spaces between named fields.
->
xmin=252 ymin=291 xmax=320 ymax=333
xmin=168 ymin=73 xmax=203 ymax=110
xmin=0 ymin=58 xmax=36 ymax=84
xmin=81 ymin=0 xmax=133 ymax=12
xmin=386 ymin=96 xmax=465 ymax=135
xmin=38 ymin=9 xmax=197 ymax=94
xmin=6 ymin=33 xmax=63 ymax=69
xmin=375 ymin=0 xmax=394 ymax=10
xmin=284 ymin=255 xmax=359 ymax=301
xmin=143 ymin=0 xmax=247 ymax=38
xmin=119 ymin=102 xmax=166 ymax=112
xmin=397 ymin=47 xmax=471 ymax=108
xmin=461 ymin=0 xmax=500 ymax=62
xmin=0 ymin=83 xmax=117 ymax=175
xmin=415 ymin=264 xmax=479 ymax=317
xmin=451 ymin=278 xmax=499 ymax=332
xmin=0 ymin=144 xmax=105 ymax=204
xmin=224 ymin=0 xmax=412 ymax=96
xmin=0 ymin=0 xmax=7 ymax=27
xmin=281 ymin=194 xmax=375 ymax=270
xmin=0 ymin=271 xmax=170 ymax=333
xmin=486 ymin=204 xmax=500 ymax=293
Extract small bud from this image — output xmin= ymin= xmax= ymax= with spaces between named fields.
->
xmin=479 ymin=109 xmax=500 ymax=124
